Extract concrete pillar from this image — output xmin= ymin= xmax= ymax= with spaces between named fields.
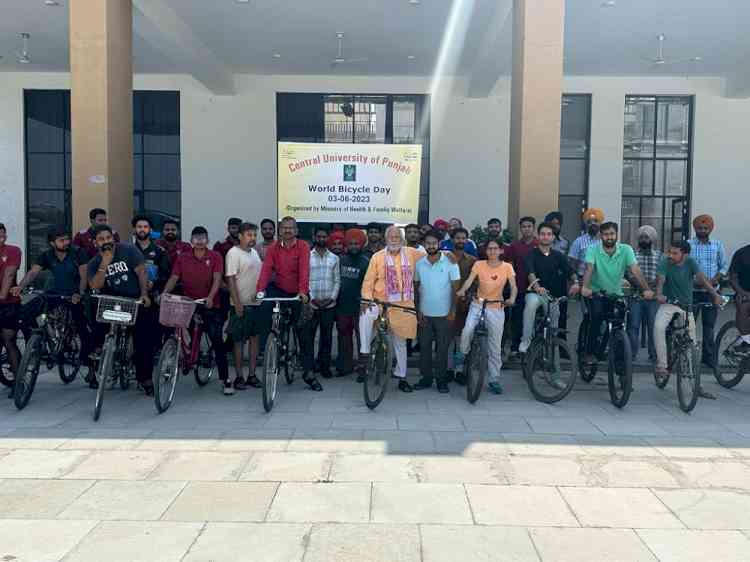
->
xmin=69 ymin=0 xmax=133 ymax=238
xmin=508 ymin=0 xmax=565 ymax=229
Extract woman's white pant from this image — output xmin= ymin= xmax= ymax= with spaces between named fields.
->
xmin=460 ymin=302 xmax=505 ymax=383
xmin=359 ymin=305 xmax=408 ymax=378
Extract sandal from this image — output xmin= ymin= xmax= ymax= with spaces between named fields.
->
xmin=303 ymin=376 xmax=323 ymax=392
xmin=246 ymin=375 xmax=262 ymax=388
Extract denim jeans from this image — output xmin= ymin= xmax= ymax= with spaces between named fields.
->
xmin=627 ymin=299 xmax=658 ymax=361
xmin=521 ymin=292 xmax=560 ymax=351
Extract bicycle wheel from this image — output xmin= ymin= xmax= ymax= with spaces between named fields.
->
xmin=526 ymin=337 xmax=577 ymax=404
xmin=713 ymin=321 xmax=745 ymax=388
xmin=577 ymin=318 xmax=597 ymax=383
xmin=0 ymin=345 xmax=13 ymax=388
xmin=194 ymin=332 xmax=215 ymax=386
xmin=57 ymin=334 xmax=81 ymax=384
xmin=607 ymin=329 xmax=633 ymax=408
xmin=153 ymin=337 xmax=179 ymax=414
xmin=262 ymin=335 xmax=279 ymax=412
xmin=676 ymin=345 xmax=700 ymax=413
xmin=93 ymin=337 xmax=115 ymax=421
xmin=466 ymin=335 xmax=488 ymax=404
xmin=364 ymin=335 xmax=390 ymax=410
xmin=13 ymin=334 xmax=43 ymax=410
xmin=282 ymin=328 xmax=295 ymax=385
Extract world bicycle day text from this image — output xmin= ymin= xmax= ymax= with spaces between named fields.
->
xmin=307 ymin=184 xmax=391 ymax=196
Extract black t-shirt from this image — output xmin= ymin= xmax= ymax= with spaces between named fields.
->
xmin=337 ymin=253 xmax=370 ymax=316
xmin=36 ymin=246 xmax=88 ymax=296
xmin=134 ymin=241 xmax=171 ymax=294
xmin=524 ymin=247 xmax=572 ymax=298
xmin=730 ymin=245 xmax=750 ymax=292
xmin=87 ymin=243 xmax=144 ymax=298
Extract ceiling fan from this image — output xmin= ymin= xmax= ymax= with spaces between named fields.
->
xmin=331 ymin=32 xmax=368 ymax=67
xmin=17 ymin=33 xmax=31 ymax=64
xmin=642 ymin=34 xmax=701 ymax=67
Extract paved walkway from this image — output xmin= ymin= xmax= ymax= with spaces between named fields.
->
xmin=2 ymin=365 xmax=750 ymax=561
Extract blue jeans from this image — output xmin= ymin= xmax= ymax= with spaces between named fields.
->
xmin=627 ymin=299 xmax=658 ymax=361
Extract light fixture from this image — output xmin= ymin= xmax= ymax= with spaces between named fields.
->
xmin=407 ymin=55 xmax=416 ymax=60
xmin=601 ymin=0 xmax=616 ymax=6
xmin=235 ymin=0 xmax=251 ymax=4
xmin=17 ymin=33 xmax=31 ymax=64
xmin=409 ymin=0 xmax=421 ymax=5
xmin=44 ymin=0 xmax=61 ymax=5
xmin=273 ymin=53 xmax=281 ymax=59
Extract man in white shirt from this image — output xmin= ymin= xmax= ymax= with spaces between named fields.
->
xmin=304 ymin=226 xmax=341 ymax=380
xmin=225 ymin=222 xmax=263 ymax=393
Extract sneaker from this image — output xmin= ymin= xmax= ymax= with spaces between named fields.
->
xmin=302 ymin=372 xmax=323 ymax=392
xmin=519 ymin=340 xmax=530 ymax=354
xmin=437 ymin=380 xmax=449 ymax=394
xmin=142 ymin=384 xmax=154 ymax=397
xmin=320 ymin=370 xmax=333 ymax=379
xmin=223 ymin=381 xmax=235 ymax=395
xmin=233 ymin=378 xmax=247 ymax=391
xmin=245 ymin=375 xmax=262 ymax=388
xmin=413 ymin=377 xmax=433 ymax=390
xmin=488 ymin=381 xmax=504 ymax=395
xmin=445 ymin=370 xmax=455 ymax=383
xmin=397 ymin=379 xmax=413 ymax=393
xmin=547 ymin=373 xmax=567 ymax=390
xmin=454 ymin=372 xmax=466 ymax=386
xmin=733 ymin=341 xmax=750 ymax=355
xmin=356 ymin=372 xmax=366 ymax=383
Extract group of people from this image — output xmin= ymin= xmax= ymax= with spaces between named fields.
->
xmin=1 ymin=205 xmax=749 ymax=401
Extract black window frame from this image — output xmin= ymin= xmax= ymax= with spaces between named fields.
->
xmin=559 ymin=93 xmax=592 ymax=244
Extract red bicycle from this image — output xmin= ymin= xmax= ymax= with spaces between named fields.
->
xmin=153 ymin=294 xmax=216 ymax=413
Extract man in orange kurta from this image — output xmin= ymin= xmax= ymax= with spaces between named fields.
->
xmin=360 ymin=226 xmax=424 ymax=392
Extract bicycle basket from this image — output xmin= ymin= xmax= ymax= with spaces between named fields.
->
xmin=159 ymin=294 xmax=197 ymax=328
xmin=96 ymin=295 xmax=140 ymax=326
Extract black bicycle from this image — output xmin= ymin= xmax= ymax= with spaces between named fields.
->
xmin=360 ymin=299 xmax=417 ymax=410
xmin=524 ymin=295 xmax=577 ymax=403
xmin=13 ymin=291 xmax=82 ymax=410
xmin=713 ymin=295 xmax=749 ymax=388
xmin=463 ymin=297 xmax=504 ymax=404
xmin=259 ymin=295 xmax=300 ymax=412
xmin=578 ymin=292 xmax=635 ymax=408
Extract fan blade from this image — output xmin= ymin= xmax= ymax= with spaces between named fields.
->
xmin=345 ymin=57 xmax=369 ymax=63
xmin=661 ymin=57 xmax=702 ymax=65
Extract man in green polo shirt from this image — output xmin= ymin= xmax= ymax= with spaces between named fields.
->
xmin=580 ymin=222 xmax=653 ymax=364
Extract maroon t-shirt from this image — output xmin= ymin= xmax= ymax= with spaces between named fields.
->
xmin=171 ymin=249 xmax=223 ymax=307
xmin=0 ymin=244 xmax=22 ymax=304
xmin=506 ymin=239 xmax=539 ymax=293
xmin=156 ymin=239 xmax=192 ymax=265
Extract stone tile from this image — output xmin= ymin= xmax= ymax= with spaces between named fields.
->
xmin=637 ymin=529 xmax=750 ymax=562
xmin=331 ymin=413 xmax=398 ymax=430
xmin=589 ymin=418 xmax=670 ymax=437
xmin=655 ymin=421 xmax=733 ymax=438
xmin=309 ymin=397 xmax=362 ymax=413
xmin=330 ymin=454 xmax=418 ymax=482
xmin=398 ymin=414 xmax=464 ymax=431
xmin=503 ymin=434 xmax=585 ymax=456
xmin=508 ymin=456 xmax=588 ymax=486
xmin=162 ymin=482 xmax=278 ymax=522
xmin=527 ymin=417 xmax=604 ymax=436
xmin=644 ymin=437 xmax=733 ymax=459
xmin=267 ymin=482 xmax=370 ymax=523
xmin=372 ymin=483 xmax=472 ymax=524
xmin=64 ymin=520 xmax=202 ymax=562
xmin=288 ymin=429 xmax=382 ymax=453
xmin=575 ymin=436 xmax=663 ymax=458
xmin=64 ymin=450 xmax=165 ymax=480
xmin=674 ymin=460 xmax=750 ymax=489
xmin=432 ymin=431 xmax=508 ymax=456
xmin=421 ymin=524 xmax=539 ymax=562
xmin=561 ymin=487 xmax=683 ymax=529
xmin=150 ymin=451 xmax=249 ymax=481
xmin=182 ymin=522 xmax=310 ymax=562
xmin=460 ymin=415 xmax=531 ymax=433
xmin=0 ymin=479 xmax=94 ymax=518
xmin=654 ymin=489 xmax=750 ymax=529
xmin=58 ymin=429 xmax=151 ymax=450
xmin=466 ymin=484 xmax=578 ymax=527
xmin=136 ymin=429 xmax=224 ymax=451
xmin=530 ymin=527 xmax=656 ymax=561
xmin=217 ymin=429 xmax=293 ymax=451
xmin=0 ymin=428 xmax=78 ymax=449
xmin=598 ymin=460 xmax=681 ymax=488
xmin=305 ymin=523 xmax=420 ymax=562
xmin=0 ymin=449 xmax=89 ymax=478
xmin=266 ymin=413 xmax=334 ymax=429
xmin=420 ymin=456 xmax=508 ymax=484
xmin=241 ymin=452 xmax=331 ymax=482
xmin=58 ymin=480 xmax=186 ymax=521
xmin=481 ymin=400 xmax=552 ymax=417
xmin=362 ymin=430 xmax=437 ymax=454
xmin=0 ymin=519 xmax=98 ymax=562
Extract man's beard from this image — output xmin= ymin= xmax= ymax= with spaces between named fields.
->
xmin=454 ymin=243 xmax=465 ymax=251
xmin=587 ymin=225 xmax=600 ymax=236
xmin=164 ymin=233 xmax=177 ymax=242
xmin=100 ymin=242 xmax=114 ymax=252
xmin=314 ymin=241 xmax=327 ymax=248
xmin=638 ymin=241 xmax=652 ymax=250
xmin=603 ymin=239 xmax=616 ymax=248
xmin=426 ymin=248 xmax=439 ymax=256
xmin=348 ymin=247 xmax=361 ymax=255
xmin=136 ymin=232 xmax=150 ymax=241
xmin=387 ymin=243 xmax=402 ymax=252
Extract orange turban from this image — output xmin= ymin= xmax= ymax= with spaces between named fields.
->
xmin=692 ymin=214 xmax=714 ymax=231
xmin=344 ymin=228 xmax=366 ymax=246
xmin=582 ymin=208 xmax=605 ymax=223
xmin=327 ymin=231 xmax=344 ymax=249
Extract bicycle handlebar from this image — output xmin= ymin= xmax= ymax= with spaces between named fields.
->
xmin=91 ymin=294 xmax=144 ymax=305
xmin=361 ymin=298 xmax=418 ymax=314
xmin=257 ymin=294 xmax=301 ymax=303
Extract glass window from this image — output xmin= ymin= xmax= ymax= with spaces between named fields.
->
xmin=393 ymin=99 xmax=416 ymax=144
xmin=559 ymin=94 xmax=591 ymax=245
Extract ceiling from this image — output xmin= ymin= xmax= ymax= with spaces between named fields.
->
xmin=0 ymin=0 xmax=747 ymax=91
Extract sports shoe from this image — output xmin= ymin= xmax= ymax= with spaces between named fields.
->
xmin=223 ymin=381 xmax=235 ymax=395
xmin=397 ymin=379 xmax=413 ymax=393
xmin=488 ymin=381 xmax=504 ymax=395
xmin=519 ymin=340 xmax=530 ymax=354
xmin=453 ymin=371 xmax=466 ymax=386
xmin=233 ymin=378 xmax=247 ymax=391
xmin=437 ymin=380 xmax=450 ymax=394
xmin=413 ymin=377 xmax=433 ymax=390
xmin=733 ymin=341 xmax=750 ymax=355
xmin=547 ymin=373 xmax=567 ymax=390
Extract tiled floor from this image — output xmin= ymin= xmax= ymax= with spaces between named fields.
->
xmin=2 ymin=363 xmax=750 ymax=561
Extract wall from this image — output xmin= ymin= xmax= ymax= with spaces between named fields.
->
xmin=0 ymin=72 xmax=748 ymax=267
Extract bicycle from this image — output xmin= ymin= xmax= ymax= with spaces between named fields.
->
xmin=13 ymin=290 xmax=82 ymax=410
xmin=91 ymin=294 xmax=141 ymax=421
xmin=578 ymin=291 xmax=636 ymax=408
xmin=258 ymin=295 xmax=301 ymax=412
xmin=360 ymin=298 xmax=418 ymax=410
xmin=462 ymin=296 xmax=504 ymax=404
xmin=523 ymin=295 xmax=577 ymax=403
xmin=713 ymin=294 xmax=750 ymax=388
xmin=152 ymin=294 xmax=215 ymax=413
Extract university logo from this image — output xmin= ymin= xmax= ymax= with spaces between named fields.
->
xmin=343 ymin=164 xmax=356 ymax=182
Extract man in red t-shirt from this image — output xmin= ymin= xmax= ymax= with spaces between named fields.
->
xmin=163 ymin=226 xmax=230 ymax=392
xmin=505 ymin=216 xmax=539 ymax=355
xmin=73 ymin=208 xmax=120 ymax=259
xmin=0 ymin=223 xmax=23 ymax=393
xmin=156 ymin=219 xmax=192 ymax=264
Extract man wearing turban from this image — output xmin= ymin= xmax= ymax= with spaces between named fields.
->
xmin=335 ymin=228 xmax=370 ymax=378
xmin=627 ymin=225 xmax=662 ymax=363
xmin=327 ymin=231 xmax=345 ymax=256
xmin=689 ymin=213 xmax=728 ymax=382
xmin=569 ymin=209 xmax=604 ymax=278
